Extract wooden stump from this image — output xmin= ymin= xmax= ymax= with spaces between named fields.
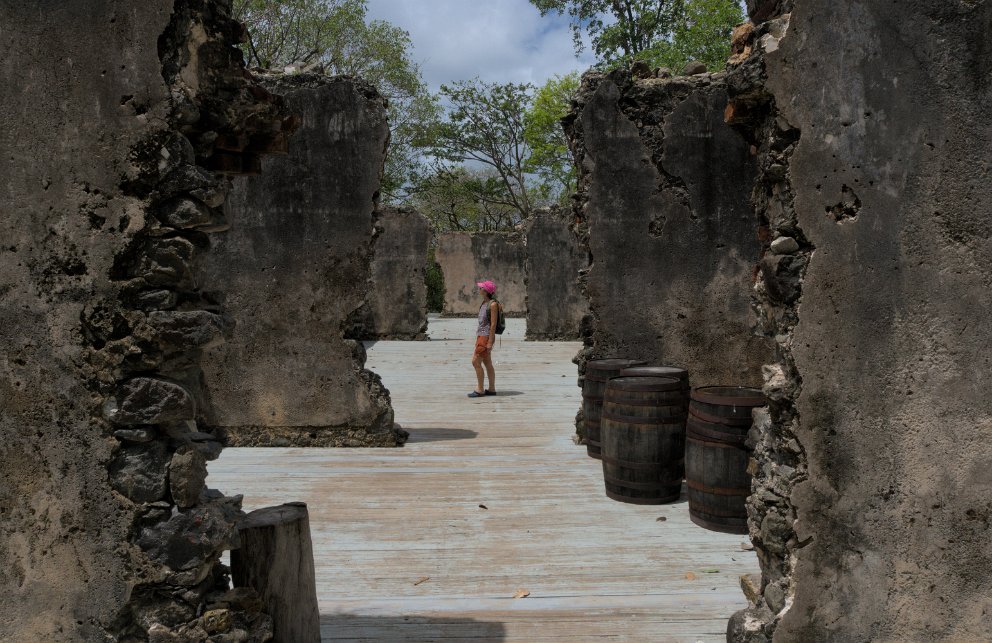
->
xmin=231 ymin=502 xmax=320 ymax=643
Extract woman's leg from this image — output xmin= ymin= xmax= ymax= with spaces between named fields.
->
xmin=471 ymin=338 xmax=485 ymax=393
xmin=482 ymin=353 xmax=496 ymax=392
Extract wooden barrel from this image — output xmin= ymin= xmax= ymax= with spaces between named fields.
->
xmin=581 ymin=359 xmax=646 ymax=459
xmin=600 ymin=376 xmax=686 ymax=504
xmin=685 ymin=386 xmax=766 ymax=534
xmin=619 ymin=365 xmax=690 ymax=406
xmin=617 ymin=365 xmax=690 ymax=478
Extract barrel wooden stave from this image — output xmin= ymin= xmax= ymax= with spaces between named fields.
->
xmin=581 ymin=359 xmax=646 ymax=459
xmin=685 ymin=386 xmax=765 ymax=534
xmin=601 ymin=377 xmax=685 ymax=504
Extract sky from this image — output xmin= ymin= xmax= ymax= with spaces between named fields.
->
xmin=363 ymin=0 xmax=598 ymax=91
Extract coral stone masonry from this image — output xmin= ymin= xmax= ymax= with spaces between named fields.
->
xmin=1 ymin=0 xmax=292 ymax=639
xmin=196 ymin=73 xmax=402 ymax=448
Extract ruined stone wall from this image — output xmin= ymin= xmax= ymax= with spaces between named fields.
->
xmin=359 ymin=206 xmax=430 ymax=340
xmin=565 ymin=69 xmax=773 ymax=390
xmin=197 ymin=74 xmax=403 ymax=448
xmin=524 ymin=208 xmax=589 ymax=340
xmin=435 ymin=232 xmax=527 ymax=317
xmin=0 ymin=1 xmax=289 ymax=639
xmin=727 ymin=2 xmax=992 ymax=640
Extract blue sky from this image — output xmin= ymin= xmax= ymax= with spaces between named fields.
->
xmin=364 ymin=0 xmax=598 ymax=91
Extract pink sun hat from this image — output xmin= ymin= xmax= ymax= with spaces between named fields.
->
xmin=476 ymin=280 xmax=496 ymax=295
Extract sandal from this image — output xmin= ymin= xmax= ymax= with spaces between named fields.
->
xmin=467 ymin=391 xmax=485 ymax=398
xmin=485 ymin=390 xmax=497 ymax=396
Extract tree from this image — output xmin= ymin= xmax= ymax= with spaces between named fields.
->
xmin=523 ymin=72 xmax=580 ymax=205
xmin=232 ymin=0 xmax=439 ymax=201
xmin=529 ymin=0 xmax=683 ymax=66
xmin=426 ymin=79 xmax=541 ymax=223
xmin=646 ymin=0 xmax=743 ymax=71
xmin=529 ymin=0 xmax=742 ymax=71
xmin=412 ymin=167 xmax=520 ymax=233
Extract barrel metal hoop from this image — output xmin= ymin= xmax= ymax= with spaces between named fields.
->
xmin=685 ymin=421 xmax=749 ymax=445
xmin=607 ymin=377 xmax=682 ymax=392
xmin=686 ymin=479 xmax=750 ymax=496
xmin=603 ymin=397 xmax=685 ymax=407
xmin=606 ymin=489 xmax=681 ymax=505
xmin=686 ymin=435 xmax=748 ymax=450
xmin=690 ymin=387 xmax=766 ymax=407
xmin=689 ymin=503 xmax=750 ymax=519
xmin=602 ymin=413 xmax=687 ymax=426
xmin=601 ymin=454 xmax=685 ymax=471
xmin=688 ymin=405 xmax=755 ymax=426
xmin=604 ymin=474 xmax=683 ymax=491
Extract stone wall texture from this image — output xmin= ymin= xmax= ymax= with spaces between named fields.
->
xmin=524 ymin=208 xmax=589 ymax=340
xmin=565 ymin=69 xmax=774 ymax=390
xmin=435 ymin=232 xmax=527 ymax=317
xmin=726 ymin=2 xmax=992 ymax=640
xmin=0 ymin=1 xmax=288 ymax=639
xmin=361 ymin=206 xmax=430 ymax=340
xmin=197 ymin=74 xmax=403 ymax=448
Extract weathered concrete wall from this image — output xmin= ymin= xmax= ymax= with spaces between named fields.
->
xmin=198 ymin=74 xmax=402 ymax=447
xmin=565 ymin=70 xmax=773 ymax=390
xmin=358 ymin=206 xmax=430 ymax=340
xmin=0 ymin=1 xmax=287 ymax=639
xmin=727 ymin=2 xmax=992 ymax=641
xmin=435 ymin=232 xmax=527 ymax=317
xmin=524 ymin=208 xmax=589 ymax=340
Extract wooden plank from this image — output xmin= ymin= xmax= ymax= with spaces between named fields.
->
xmin=209 ymin=317 xmax=757 ymax=642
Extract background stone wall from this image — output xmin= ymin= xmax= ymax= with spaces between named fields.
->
xmin=0 ymin=1 xmax=287 ymax=638
xmin=565 ymin=69 xmax=773 ymax=392
xmin=197 ymin=74 xmax=402 ymax=448
xmin=435 ymin=232 xmax=527 ymax=317
xmin=352 ymin=206 xmax=430 ymax=340
xmin=524 ymin=208 xmax=589 ymax=340
xmin=728 ymin=2 xmax=992 ymax=640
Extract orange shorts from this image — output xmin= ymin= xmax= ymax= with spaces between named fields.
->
xmin=474 ymin=335 xmax=492 ymax=358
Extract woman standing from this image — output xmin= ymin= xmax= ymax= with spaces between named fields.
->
xmin=468 ymin=280 xmax=499 ymax=398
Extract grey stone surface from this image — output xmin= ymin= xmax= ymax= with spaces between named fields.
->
xmin=435 ymin=232 xmax=527 ymax=317
xmin=0 ymin=3 xmax=174 ymax=638
xmin=524 ymin=209 xmax=589 ymax=340
xmin=197 ymin=74 xmax=401 ymax=447
xmin=0 ymin=1 xmax=289 ymax=639
xmin=169 ymin=446 xmax=208 ymax=509
xmin=761 ymin=2 xmax=992 ymax=639
xmin=109 ymin=442 xmax=171 ymax=504
xmin=362 ymin=206 xmax=430 ymax=340
xmin=105 ymin=377 xmax=197 ymax=426
xmin=567 ymin=70 xmax=773 ymax=391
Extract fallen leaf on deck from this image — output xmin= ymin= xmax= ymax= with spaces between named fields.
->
xmin=512 ymin=589 xmax=530 ymax=599
xmin=656 ymin=516 xmax=667 ymax=522
xmin=685 ymin=572 xmax=697 ymax=581
xmin=479 ymin=504 xmax=488 ymax=510
xmin=413 ymin=577 xmax=430 ymax=586
xmin=740 ymin=542 xmax=755 ymax=551
xmin=701 ymin=568 xmax=720 ymax=573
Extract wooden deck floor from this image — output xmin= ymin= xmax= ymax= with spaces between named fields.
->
xmin=209 ymin=317 xmax=757 ymax=642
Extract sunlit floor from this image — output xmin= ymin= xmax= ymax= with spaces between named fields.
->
xmin=209 ymin=316 xmax=757 ymax=642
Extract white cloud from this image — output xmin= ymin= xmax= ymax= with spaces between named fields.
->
xmin=364 ymin=0 xmax=597 ymax=91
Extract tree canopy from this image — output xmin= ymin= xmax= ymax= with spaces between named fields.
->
xmin=529 ymin=0 xmax=743 ymax=71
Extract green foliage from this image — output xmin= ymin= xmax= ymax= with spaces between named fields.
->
xmin=642 ymin=0 xmax=743 ymax=71
xmin=423 ymin=79 xmax=540 ymax=225
xmin=425 ymin=249 xmax=445 ymax=313
xmin=529 ymin=0 xmax=743 ymax=72
xmin=411 ymin=166 xmax=522 ymax=233
xmin=232 ymin=0 xmax=439 ymax=201
xmin=529 ymin=0 xmax=682 ymax=64
xmin=523 ymin=72 xmax=580 ymax=205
